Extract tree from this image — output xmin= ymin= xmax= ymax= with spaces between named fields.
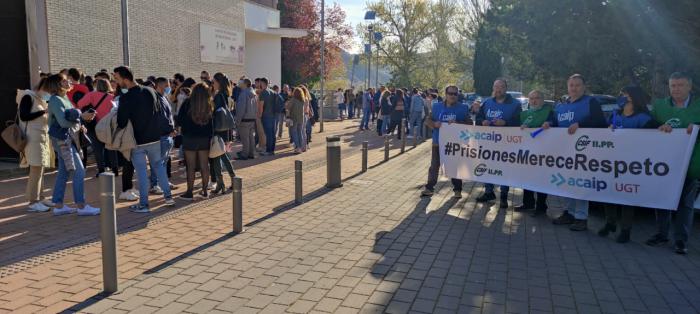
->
xmin=279 ymin=0 xmax=354 ymax=86
xmin=365 ymin=0 xmax=433 ymax=87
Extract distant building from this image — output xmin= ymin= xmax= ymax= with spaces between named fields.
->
xmin=0 ymin=0 xmax=306 ymax=159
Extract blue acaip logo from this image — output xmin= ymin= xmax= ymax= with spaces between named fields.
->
xmin=459 ymin=130 xmax=503 ymax=143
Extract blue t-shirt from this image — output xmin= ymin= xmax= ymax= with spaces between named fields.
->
xmin=431 ymin=102 xmax=469 ymax=144
xmin=609 ymin=111 xmax=653 ymax=129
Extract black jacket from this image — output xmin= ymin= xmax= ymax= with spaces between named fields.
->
xmin=117 ymin=85 xmax=161 ymax=145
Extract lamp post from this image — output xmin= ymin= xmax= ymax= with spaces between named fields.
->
xmin=364 ymin=11 xmax=376 ymax=89
xmin=374 ymin=31 xmax=382 ymax=88
xmin=319 ymin=0 xmax=325 ymax=132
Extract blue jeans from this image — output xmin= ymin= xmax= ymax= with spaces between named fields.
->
xmin=361 ymin=107 xmax=371 ymax=129
xmin=51 ymin=139 xmax=85 ymax=204
xmin=348 ymin=104 xmax=354 ymax=119
xmin=262 ymin=116 xmax=277 ymax=153
xmin=381 ymin=115 xmax=391 ymax=135
xmin=291 ymin=122 xmax=305 ymax=149
xmin=132 ymin=141 xmax=171 ymax=207
xmin=305 ymin=117 xmax=313 ymax=142
xmin=409 ymin=112 xmax=423 ymax=137
xmin=563 ymin=197 xmax=589 ymax=219
xmin=150 ymin=136 xmax=173 ymax=188
xmin=655 ymin=178 xmax=699 ymax=242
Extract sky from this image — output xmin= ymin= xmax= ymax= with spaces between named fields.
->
xmin=332 ymin=0 xmax=368 ymax=54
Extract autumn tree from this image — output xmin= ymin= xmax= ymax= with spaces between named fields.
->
xmin=279 ymin=0 xmax=353 ymax=86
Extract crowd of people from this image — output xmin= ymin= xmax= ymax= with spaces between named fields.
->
xmin=13 ymin=66 xmax=319 ymax=215
xmin=417 ymin=72 xmax=698 ymax=255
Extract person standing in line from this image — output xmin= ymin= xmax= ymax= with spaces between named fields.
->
xmin=45 ymin=73 xmax=100 ymax=216
xmin=66 ymin=68 xmax=89 ymax=106
xmin=18 ymin=77 xmax=54 ymax=212
xmin=645 ymin=72 xmax=700 ymax=254
xmin=421 ymin=85 xmax=470 ymax=198
xmin=515 ymin=90 xmax=553 ymax=217
xmin=277 ymin=84 xmax=291 ymax=139
xmin=114 ymin=66 xmax=174 ymax=213
xmin=388 ymin=89 xmax=407 ymax=139
xmin=257 ymin=78 xmax=279 ymax=156
xmin=360 ymin=88 xmax=372 ymax=130
xmin=177 ymin=83 xmax=214 ymax=200
xmin=409 ymin=88 xmax=425 ymax=139
xmin=77 ymin=78 xmax=115 ymax=176
xmin=304 ymin=85 xmax=318 ymax=144
xmin=378 ymin=90 xmax=393 ymax=136
xmin=335 ymin=88 xmax=345 ymax=120
xmin=254 ymin=78 xmax=266 ymax=152
xmin=209 ymin=73 xmax=236 ymax=194
xmin=287 ymin=87 xmax=306 ymax=154
xmin=542 ymin=74 xmax=606 ymax=231
xmin=475 ymin=78 xmax=522 ymax=209
xmin=346 ymin=88 xmax=355 ymax=119
xmin=148 ymin=77 xmax=177 ymax=194
xmin=235 ymin=78 xmax=257 ymax=160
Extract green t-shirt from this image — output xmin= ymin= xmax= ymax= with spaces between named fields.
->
xmin=651 ymin=96 xmax=700 ymax=179
xmin=520 ymin=104 xmax=552 ymax=128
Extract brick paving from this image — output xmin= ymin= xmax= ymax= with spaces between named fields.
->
xmin=2 ymin=118 xmax=700 ymax=313
xmin=0 ymin=119 xmax=412 ymax=312
xmin=60 ymin=140 xmax=700 ymax=314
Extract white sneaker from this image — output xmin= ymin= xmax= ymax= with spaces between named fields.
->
xmin=119 ymin=191 xmax=139 ymax=201
xmin=207 ymin=182 xmax=217 ymax=190
xmin=28 ymin=202 xmax=51 ymax=212
xmin=164 ymin=198 xmax=176 ymax=207
xmin=53 ymin=206 xmax=77 ymax=216
xmin=77 ymin=205 xmax=100 ymax=216
xmin=128 ymin=189 xmax=140 ymax=197
xmin=150 ymin=186 xmax=164 ymax=195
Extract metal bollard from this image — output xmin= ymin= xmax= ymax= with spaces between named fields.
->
xmin=232 ymin=177 xmax=244 ymax=233
xmin=361 ymin=141 xmax=368 ymax=173
xmin=326 ymin=136 xmax=342 ymax=188
xmin=400 ymin=119 xmax=406 ymax=153
xmin=384 ymin=135 xmax=390 ymax=161
xmin=99 ymin=173 xmax=118 ymax=294
xmin=295 ymin=160 xmax=303 ymax=204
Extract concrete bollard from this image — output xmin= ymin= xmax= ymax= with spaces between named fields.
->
xmin=326 ymin=136 xmax=342 ymax=188
xmin=295 ymin=160 xmax=303 ymax=204
xmin=361 ymin=141 xmax=368 ymax=173
xmin=384 ymin=135 xmax=390 ymax=161
xmin=99 ymin=173 xmax=118 ymax=294
xmin=232 ymin=177 xmax=244 ymax=233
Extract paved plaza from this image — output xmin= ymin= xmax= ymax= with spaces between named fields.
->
xmin=1 ymin=120 xmax=700 ymax=313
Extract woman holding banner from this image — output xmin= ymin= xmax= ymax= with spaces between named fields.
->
xmin=598 ymin=86 xmax=656 ymax=243
xmin=542 ymin=74 xmax=606 ymax=231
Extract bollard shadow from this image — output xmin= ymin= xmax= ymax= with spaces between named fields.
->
xmin=59 ymin=291 xmax=114 ymax=314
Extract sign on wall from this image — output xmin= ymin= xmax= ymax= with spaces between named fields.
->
xmin=200 ymin=23 xmax=245 ymax=65
xmin=439 ymin=124 xmax=699 ymax=210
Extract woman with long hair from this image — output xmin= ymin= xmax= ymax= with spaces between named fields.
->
xmin=18 ymin=77 xmax=53 ymax=212
xmin=46 ymin=73 xmax=100 ymax=215
xmin=300 ymin=85 xmax=313 ymax=149
xmin=177 ymin=83 xmax=214 ymax=200
xmin=287 ymin=87 xmax=306 ymax=153
xmin=388 ymin=89 xmax=406 ymax=139
xmin=378 ymin=90 xmax=393 ymax=135
xmin=77 ymin=78 xmax=115 ymax=176
xmin=209 ymin=73 xmax=236 ymax=194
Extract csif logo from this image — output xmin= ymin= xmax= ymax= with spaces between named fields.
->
xmin=473 ymin=163 xmax=502 ymax=177
xmin=575 ymin=135 xmax=614 ymax=152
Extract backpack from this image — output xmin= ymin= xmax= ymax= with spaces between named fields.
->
xmin=153 ymin=91 xmax=174 ymax=135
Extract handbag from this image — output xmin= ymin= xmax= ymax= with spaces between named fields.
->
xmin=209 ymin=135 xmax=226 ymax=158
xmin=213 ymin=106 xmax=235 ymax=132
xmin=285 ymin=118 xmax=293 ymax=128
xmin=1 ymin=110 xmax=28 ymax=153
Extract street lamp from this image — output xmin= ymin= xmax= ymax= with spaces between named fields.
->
xmin=374 ymin=31 xmax=382 ymax=88
xmin=364 ymin=11 xmax=376 ymax=90
xmin=319 ymin=0 xmax=325 ymax=132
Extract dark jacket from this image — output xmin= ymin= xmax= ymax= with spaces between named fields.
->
xmin=117 ymin=85 xmax=161 ymax=145
xmin=177 ymin=99 xmax=213 ymax=138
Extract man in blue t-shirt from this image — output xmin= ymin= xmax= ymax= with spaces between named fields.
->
xmin=475 ymin=79 xmax=521 ymax=209
xmin=421 ymin=85 xmax=471 ymax=198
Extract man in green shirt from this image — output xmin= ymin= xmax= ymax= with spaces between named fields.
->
xmin=515 ymin=90 xmax=553 ymax=217
xmin=646 ymin=72 xmax=700 ymax=255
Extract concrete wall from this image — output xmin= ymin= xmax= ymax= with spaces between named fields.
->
xmin=44 ymin=0 xmax=245 ymax=80
xmin=245 ymin=31 xmax=281 ymax=86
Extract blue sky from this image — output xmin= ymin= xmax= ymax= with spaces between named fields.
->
xmin=332 ymin=0 xmax=368 ymax=53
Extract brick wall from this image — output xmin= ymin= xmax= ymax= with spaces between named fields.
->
xmin=45 ymin=0 xmax=245 ymax=80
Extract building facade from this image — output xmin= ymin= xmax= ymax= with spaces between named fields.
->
xmin=0 ymin=0 xmax=305 ymax=159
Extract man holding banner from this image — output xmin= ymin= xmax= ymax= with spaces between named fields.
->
xmin=421 ymin=85 xmax=470 ymax=198
xmin=542 ymin=74 xmax=606 ymax=231
xmin=646 ymin=72 xmax=700 ymax=255
xmin=475 ymin=79 xmax=522 ymax=209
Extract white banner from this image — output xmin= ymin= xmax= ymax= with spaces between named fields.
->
xmin=439 ymin=124 xmax=698 ymax=210
xmin=200 ymin=23 xmax=245 ymax=65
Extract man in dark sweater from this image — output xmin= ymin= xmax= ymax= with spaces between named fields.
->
xmin=114 ymin=66 xmax=174 ymax=213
